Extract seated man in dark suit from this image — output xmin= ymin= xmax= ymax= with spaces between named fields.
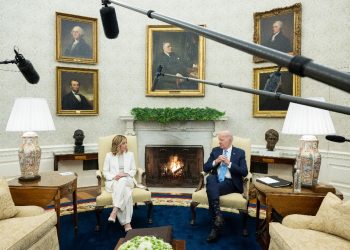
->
xmin=204 ymin=130 xmax=248 ymax=242
xmin=62 ymin=79 xmax=92 ymax=110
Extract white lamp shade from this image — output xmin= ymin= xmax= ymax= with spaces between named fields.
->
xmin=6 ymin=97 xmax=55 ymax=132
xmin=282 ymin=97 xmax=336 ymax=135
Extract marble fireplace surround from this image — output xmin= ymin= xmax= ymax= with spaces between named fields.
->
xmin=120 ymin=116 xmax=228 ymax=170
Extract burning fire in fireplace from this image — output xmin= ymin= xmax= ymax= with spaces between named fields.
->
xmin=161 ymin=155 xmax=184 ymax=178
xmin=145 ymin=145 xmax=203 ymax=187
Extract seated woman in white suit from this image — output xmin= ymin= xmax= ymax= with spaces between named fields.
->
xmin=103 ymin=135 xmax=136 ymax=232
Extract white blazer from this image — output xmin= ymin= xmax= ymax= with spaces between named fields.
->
xmin=103 ymin=151 xmax=137 ymax=191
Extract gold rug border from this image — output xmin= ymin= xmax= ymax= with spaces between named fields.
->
xmin=55 ymin=197 xmax=266 ymax=219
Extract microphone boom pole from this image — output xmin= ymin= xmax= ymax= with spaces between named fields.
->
xmin=106 ymin=0 xmax=350 ymax=94
xmin=160 ymin=72 xmax=350 ymax=115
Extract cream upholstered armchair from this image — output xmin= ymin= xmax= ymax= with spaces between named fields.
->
xmin=95 ymin=135 xmax=153 ymax=231
xmin=0 ymin=177 xmax=59 ymax=250
xmin=269 ymin=192 xmax=350 ymax=250
xmin=190 ymin=136 xmax=252 ymax=236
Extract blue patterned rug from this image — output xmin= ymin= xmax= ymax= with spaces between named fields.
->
xmin=60 ymin=204 xmax=261 ymax=250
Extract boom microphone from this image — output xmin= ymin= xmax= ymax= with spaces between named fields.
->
xmin=152 ymin=65 xmax=163 ymax=91
xmin=325 ymin=135 xmax=350 ymax=143
xmin=100 ymin=0 xmax=119 ymax=39
xmin=14 ymin=49 xmax=39 ymax=84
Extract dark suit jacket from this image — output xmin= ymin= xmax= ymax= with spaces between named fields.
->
xmin=204 ymin=146 xmax=248 ymax=193
xmin=263 ymin=32 xmax=292 ymax=53
xmin=153 ymin=52 xmax=199 ymax=90
xmin=61 ymin=92 xmax=92 ymax=110
xmin=157 ymin=52 xmax=187 ymax=76
xmin=64 ymin=38 xmax=92 ymax=58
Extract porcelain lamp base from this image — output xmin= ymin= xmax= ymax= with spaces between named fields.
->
xmin=18 ymin=131 xmax=42 ymax=181
xmin=297 ymin=135 xmax=321 ymax=187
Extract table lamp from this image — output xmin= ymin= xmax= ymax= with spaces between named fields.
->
xmin=6 ymin=97 xmax=55 ymax=181
xmin=282 ymin=97 xmax=336 ymax=187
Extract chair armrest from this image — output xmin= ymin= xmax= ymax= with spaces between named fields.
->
xmin=134 ymin=167 xmax=145 ymax=185
xmin=195 ymin=171 xmax=207 ymax=192
xmin=95 ymin=170 xmax=102 ymax=195
xmin=282 ymin=214 xmax=316 ymax=229
xmin=15 ymin=206 xmax=45 ymax=217
xmin=96 ymin=169 xmax=102 ymax=178
xmin=243 ymin=172 xmax=252 ymax=199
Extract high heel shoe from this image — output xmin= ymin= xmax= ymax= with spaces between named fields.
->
xmin=124 ymin=224 xmax=132 ymax=232
xmin=108 ymin=207 xmax=117 ymax=223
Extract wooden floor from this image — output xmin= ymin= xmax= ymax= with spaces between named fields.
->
xmin=61 ymin=186 xmax=99 ymax=203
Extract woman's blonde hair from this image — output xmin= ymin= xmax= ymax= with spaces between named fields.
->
xmin=111 ymin=135 xmax=127 ymax=155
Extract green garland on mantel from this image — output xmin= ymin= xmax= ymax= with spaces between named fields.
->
xmin=131 ymin=107 xmax=225 ymax=124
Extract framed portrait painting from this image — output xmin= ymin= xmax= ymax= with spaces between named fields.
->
xmin=146 ymin=25 xmax=205 ymax=97
xmin=253 ymin=3 xmax=302 ymax=63
xmin=56 ymin=66 xmax=98 ymax=116
xmin=56 ymin=12 xmax=98 ymax=64
xmin=253 ymin=66 xmax=301 ymax=117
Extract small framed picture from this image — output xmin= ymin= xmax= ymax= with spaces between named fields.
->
xmin=56 ymin=12 xmax=98 ymax=64
xmin=146 ymin=25 xmax=206 ymax=97
xmin=253 ymin=66 xmax=301 ymax=117
xmin=253 ymin=3 xmax=302 ymax=63
xmin=56 ymin=66 xmax=98 ymax=116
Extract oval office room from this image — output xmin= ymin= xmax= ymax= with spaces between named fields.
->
xmin=0 ymin=0 xmax=349 ymax=250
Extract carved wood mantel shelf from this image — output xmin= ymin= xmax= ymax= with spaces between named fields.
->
xmin=119 ymin=115 xmax=228 ymax=136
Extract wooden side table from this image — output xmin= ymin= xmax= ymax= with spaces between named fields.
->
xmin=53 ymin=152 xmax=98 ymax=171
xmin=8 ymin=171 xmax=78 ymax=237
xmin=251 ymin=154 xmax=296 ymax=166
xmin=255 ymin=182 xmax=343 ymax=249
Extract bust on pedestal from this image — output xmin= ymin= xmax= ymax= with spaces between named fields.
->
xmin=73 ymin=129 xmax=85 ymax=153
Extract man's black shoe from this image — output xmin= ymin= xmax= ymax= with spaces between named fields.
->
xmin=214 ymin=214 xmax=224 ymax=228
xmin=206 ymin=228 xmax=219 ymax=243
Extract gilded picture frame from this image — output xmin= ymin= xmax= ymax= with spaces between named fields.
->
xmin=56 ymin=12 xmax=98 ymax=64
xmin=146 ymin=25 xmax=205 ymax=97
xmin=56 ymin=66 xmax=98 ymax=116
xmin=253 ymin=3 xmax=302 ymax=63
xmin=253 ymin=66 xmax=301 ymax=117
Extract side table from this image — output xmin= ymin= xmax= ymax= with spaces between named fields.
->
xmin=255 ymin=182 xmax=343 ymax=249
xmin=53 ymin=151 xmax=98 ymax=171
xmin=8 ymin=171 xmax=78 ymax=237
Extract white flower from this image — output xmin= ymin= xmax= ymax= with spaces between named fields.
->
xmin=137 ymin=241 xmax=153 ymax=250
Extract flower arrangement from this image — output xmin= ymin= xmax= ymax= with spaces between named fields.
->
xmin=118 ymin=236 xmax=173 ymax=250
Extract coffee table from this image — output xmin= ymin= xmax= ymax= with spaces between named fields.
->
xmin=114 ymin=238 xmax=185 ymax=250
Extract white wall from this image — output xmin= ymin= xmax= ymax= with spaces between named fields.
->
xmin=0 ymin=0 xmax=349 ymax=193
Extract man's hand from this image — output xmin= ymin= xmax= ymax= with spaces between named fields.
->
xmin=215 ymin=155 xmax=230 ymax=165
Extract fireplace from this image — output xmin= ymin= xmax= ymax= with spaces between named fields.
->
xmin=145 ymin=145 xmax=204 ymax=187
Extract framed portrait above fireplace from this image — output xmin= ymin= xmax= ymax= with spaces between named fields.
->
xmin=146 ymin=25 xmax=206 ymax=97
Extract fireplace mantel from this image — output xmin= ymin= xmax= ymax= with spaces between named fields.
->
xmin=120 ymin=115 xmax=228 ymax=136
xmin=120 ymin=115 xmax=228 ymax=169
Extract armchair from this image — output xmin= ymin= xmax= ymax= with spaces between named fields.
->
xmin=95 ymin=135 xmax=153 ymax=231
xmin=0 ymin=177 xmax=59 ymax=250
xmin=190 ymin=136 xmax=252 ymax=236
xmin=269 ymin=192 xmax=350 ymax=249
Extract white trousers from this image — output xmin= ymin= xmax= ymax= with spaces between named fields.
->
xmin=108 ymin=177 xmax=134 ymax=225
